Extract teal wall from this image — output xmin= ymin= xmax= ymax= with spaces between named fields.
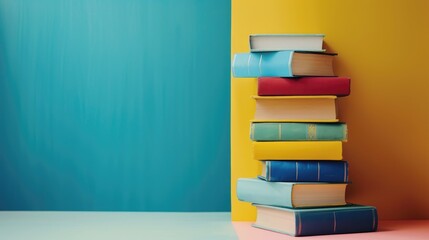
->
xmin=0 ymin=0 xmax=231 ymax=211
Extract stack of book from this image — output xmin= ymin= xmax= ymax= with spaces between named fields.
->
xmin=232 ymin=34 xmax=378 ymax=237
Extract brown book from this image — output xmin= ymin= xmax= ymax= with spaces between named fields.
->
xmin=292 ymin=52 xmax=335 ymax=76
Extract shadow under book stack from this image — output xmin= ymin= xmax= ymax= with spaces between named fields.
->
xmin=232 ymin=34 xmax=378 ymax=237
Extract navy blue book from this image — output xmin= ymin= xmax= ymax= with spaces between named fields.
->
xmin=259 ymin=160 xmax=348 ymax=183
xmin=253 ymin=204 xmax=378 ymax=237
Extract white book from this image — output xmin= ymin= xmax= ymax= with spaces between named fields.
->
xmin=250 ymin=34 xmax=325 ymax=52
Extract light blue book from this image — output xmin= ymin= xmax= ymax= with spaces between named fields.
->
xmin=231 ymin=51 xmax=336 ymax=78
xmin=236 ymin=178 xmax=347 ymax=208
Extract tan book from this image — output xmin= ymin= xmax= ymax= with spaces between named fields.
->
xmin=253 ymin=96 xmax=338 ymax=122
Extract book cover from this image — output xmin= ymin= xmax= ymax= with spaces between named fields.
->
xmin=237 ymin=178 xmax=347 ymax=208
xmin=259 ymin=160 xmax=348 ymax=182
xmin=232 ymin=51 xmax=336 ymax=78
xmin=249 ymin=34 xmax=325 ymax=52
xmin=253 ymin=204 xmax=378 ymax=236
xmin=253 ymin=96 xmax=338 ymax=122
xmin=251 ymin=122 xmax=347 ymax=141
xmin=253 ymin=141 xmax=342 ymax=160
xmin=258 ymin=77 xmax=351 ymax=96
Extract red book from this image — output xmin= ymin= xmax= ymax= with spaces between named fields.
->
xmin=258 ymin=77 xmax=351 ymax=96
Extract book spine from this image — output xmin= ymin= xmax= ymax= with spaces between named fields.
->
xmin=232 ymin=51 xmax=294 ymax=77
xmin=264 ymin=161 xmax=348 ymax=182
xmin=258 ymin=77 xmax=351 ymax=96
xmin=251 ymin=122 xmax=347 ymax=141
xmin=237 ymin=178 xmax=293 ymax=208
xmin=296 ymin=208 xmax=378 ymax=236
xmin=253 ymin=141 xmax=343 ymax=160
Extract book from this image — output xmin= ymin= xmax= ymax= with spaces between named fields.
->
xmin=232 ymin=51 xmax=336 ymax=78
xmin=253 ymin=204 xmax=378 ymax=236
xmin=237 ymin=178 xmax=347 ymax=208
xmin=250 ymin=122 xmax=347 ymax=141
xmin=249 ymin=34 xmax=325 ymax=52
xmin=259 ymin=160 xmax=348 ymax=182
xmin=258 ymin=77 xmax=351 ymax=96
xmin=253 ymin=96 xmax=338 ymax=122
xmin=253 ymin=141 xmax=342 ymax=160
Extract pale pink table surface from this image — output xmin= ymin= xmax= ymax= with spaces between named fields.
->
xmin=233 ymin=220 xmax=429 ymax=240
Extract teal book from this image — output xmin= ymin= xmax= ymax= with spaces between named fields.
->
xmin=251 ymin=122 xmax=347 ymax=141
xmin=236 ymin=178 xmax=347 ymax=208
xmin=232 ymin=51 xmax=336 ymax=78
xmin=253 ymin=204 xmax=378 ymax=236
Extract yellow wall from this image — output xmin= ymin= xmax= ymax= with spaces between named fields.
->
xmin=231 ymin=0 xmax=429 ymax=221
